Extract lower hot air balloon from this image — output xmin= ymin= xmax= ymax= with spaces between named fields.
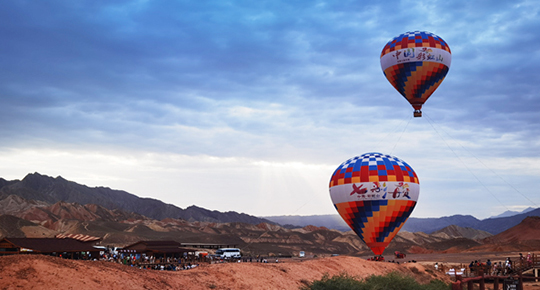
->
xmin=329 ymin=152 xmax=419 ymax=256
xmin=380 ymin=31 xmax=451 ymax=117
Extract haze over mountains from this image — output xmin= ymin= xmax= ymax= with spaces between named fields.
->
xmin=1 ymin=173 xmax=539 ymax=256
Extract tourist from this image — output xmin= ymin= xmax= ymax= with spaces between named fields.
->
xmin=505 ymin=258 xmax=512 ymax=275
xmin=493 ymin=262 xmax=499 ymax=275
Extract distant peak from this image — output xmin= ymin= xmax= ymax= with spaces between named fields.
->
xmin=30 ymin=172 xmax=46 ymax=176
xmin=488 ymin=207 xmax=538 ymax=219
xmin=186 ymin=205 xmax=203 ymax=210
xmin=23 ymin=172 xmax=50 ymax=179
xmin=22 ymin=172 xmax=52 ymax=182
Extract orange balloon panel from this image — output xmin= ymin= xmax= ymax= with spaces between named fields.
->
xmin=334 ymin=199 xmax=417 ymax=255
xmin=382 ymin=61 xmax=449 ymax=110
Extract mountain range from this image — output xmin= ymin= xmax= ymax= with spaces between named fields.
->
xmin=1 ymin=172 xmax=540 ymax=256
xmin=2 ymin=173 xmax=539 ymax=235
xmin=264 ymin=207 xmax=540 ymax=235
xmin=2 ymin=194 xmax=539 ymax=256
xmin=0 ymin=173 xmax=272 ymax=225
xmin=489 ymin=207 xmax=535 ymax=219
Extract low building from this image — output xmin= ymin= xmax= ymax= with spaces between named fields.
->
xmin=0 ymin=237 xmax=101 ymax=259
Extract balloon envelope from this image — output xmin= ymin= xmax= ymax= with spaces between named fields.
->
xmin=329 ymin=153 xmax=419 ymax=255
xmin=380 ymin=31 xmax=451 ymax=117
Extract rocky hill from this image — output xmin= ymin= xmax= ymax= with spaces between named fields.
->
xmin=475 ymin=216 xmax=540 ymax=251
xmin=0 ymin=215 xmax=57 ymax=238
xmin=0 ymin=173 xmax=272 ymax=225
xmin=431 ymin=225 xmax=492 ymax=240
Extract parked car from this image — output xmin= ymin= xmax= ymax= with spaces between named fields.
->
xmin=394 ymin=251 xmax=406 ymax=259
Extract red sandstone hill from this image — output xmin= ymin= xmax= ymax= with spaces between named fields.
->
xmin=472 ymin=216 xmax=540 ymax=252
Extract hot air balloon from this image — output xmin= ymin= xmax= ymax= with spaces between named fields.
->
xmin=329 ymin=152 xmax=419 ymax=256
xmin=380 ymin=31 xmax=451 ymax=117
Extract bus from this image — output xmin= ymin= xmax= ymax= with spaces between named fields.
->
xmin=215 ymin=248 xmax=241 ymax=259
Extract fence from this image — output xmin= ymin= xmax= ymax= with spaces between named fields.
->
xmin=450 ymin=253 xmax=540 ymax=290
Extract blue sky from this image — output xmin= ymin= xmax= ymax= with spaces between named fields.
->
xmin=1 ymin=0 xmax=539 ymax=219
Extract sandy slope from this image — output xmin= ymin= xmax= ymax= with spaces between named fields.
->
xmin=0 ymin=255 xmax=451 ymax=290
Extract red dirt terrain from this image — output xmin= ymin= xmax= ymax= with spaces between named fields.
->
xmin=0 ymin=255 xmax=451 ymax=290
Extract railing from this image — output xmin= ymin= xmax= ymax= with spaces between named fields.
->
xmin=451 ymin=273 xmax=522 ymax=290
xmin=513 ymin=254 xmax=540 ymax=274
xmin=449 ymin=253 xmax=540 ymax=290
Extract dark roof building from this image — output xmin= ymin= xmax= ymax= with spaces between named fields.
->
xmin=0 ymin=237 xmax=100 ymax=256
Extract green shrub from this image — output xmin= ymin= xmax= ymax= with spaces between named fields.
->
xmin=300 ymin=271 xmax=450 ymax=290
xmin=300 ymin=273 xmax=364 ymax=290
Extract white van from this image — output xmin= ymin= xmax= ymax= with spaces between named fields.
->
xmin=215 ymin=248 xmax=241 ymax=259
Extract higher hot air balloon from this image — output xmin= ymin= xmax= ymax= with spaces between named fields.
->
xmin=329 ymin=152 xmax=419 ymax=256
xmin=380 ymin=31 xmax=451 ymax=117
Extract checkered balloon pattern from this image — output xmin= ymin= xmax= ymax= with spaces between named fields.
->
xmin=329 ymin=153 xmax=419 ymax=255
xmin=381 ymin=31 xmax=451 ymax=57
xmin=329 ymin=153 xmax=419 ymax=186
xmin=380 ymin=31 xmax=451 ymax=112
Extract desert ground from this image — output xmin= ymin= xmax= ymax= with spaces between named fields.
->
xmin=1 ymin=252 xmax=540 ymax=290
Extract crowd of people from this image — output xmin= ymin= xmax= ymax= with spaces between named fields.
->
xmin=435 ymin=252 xmax=536 ymax=277
xmin=98 ymin=252 xmax=203 ymax=271
xmin=96 ymin=251 xmax=285 ymax=271
xmin=473 ymin=252 xmax=535 ymax=276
